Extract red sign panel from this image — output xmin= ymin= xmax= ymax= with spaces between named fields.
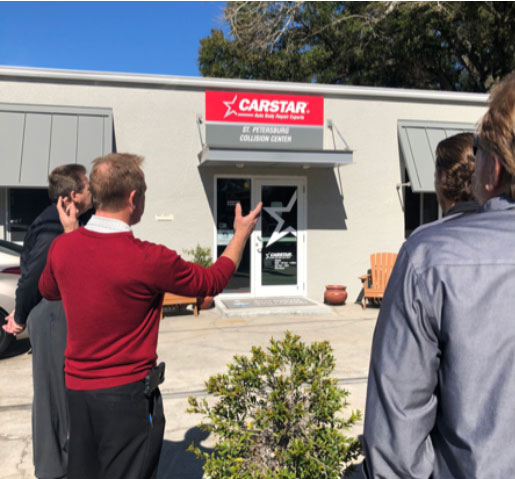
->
xmin=206 ymin=91 xmax=324 ymax=126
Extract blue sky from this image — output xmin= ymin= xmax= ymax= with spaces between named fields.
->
xmin=0 ymin=1 xmax=227 ymax=77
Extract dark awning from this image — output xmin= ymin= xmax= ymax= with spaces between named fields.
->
xmin=198 ymin=145 xmax=353 ymax=169
xmin=398 ymin=120 xmax=475 ymax=192
xmin=0 ymin=103 xmax=113 ymax=187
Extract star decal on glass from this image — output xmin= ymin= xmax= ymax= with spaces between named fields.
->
xmin=263 ymin=191 xmax=297 ymax=248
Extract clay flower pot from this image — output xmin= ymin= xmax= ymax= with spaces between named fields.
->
xmin=324 ymin=285 xmax=348 ymax=305
xmin=198 ymin=296 xmax=214 ymax=310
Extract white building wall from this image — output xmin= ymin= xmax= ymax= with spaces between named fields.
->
xmin=0 ymin=69 xmax=487 ymax=302
xmin=318 ymin=98 xmax=486 ymax=301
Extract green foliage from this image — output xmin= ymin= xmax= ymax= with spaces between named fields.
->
xmin=184 ymin=244 xmax=213 ymax=268
xmin=198 ymin=1 xmax=515 ymax=92
xmin=188 ymin=332 xmax=362 ymax=479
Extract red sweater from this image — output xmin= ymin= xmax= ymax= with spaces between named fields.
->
xmin=39 ymin=227 xmax=235 ymax=390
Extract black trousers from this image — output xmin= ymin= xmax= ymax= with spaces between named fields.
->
xmin=66 ymin=380 xmax=165 ymax=479
xmin=28 ymin=299 xmax=69 ymax=479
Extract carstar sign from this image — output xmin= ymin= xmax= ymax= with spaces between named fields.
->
xmin=206 ymin=91 xmax=324 ymax=126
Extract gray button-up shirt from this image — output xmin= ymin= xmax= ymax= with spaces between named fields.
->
xmin=363 ymin=196 xmax=515 ymax=479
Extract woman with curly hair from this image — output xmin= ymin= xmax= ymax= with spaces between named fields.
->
xmin=434 ymin=132 xmax=479 ymax=216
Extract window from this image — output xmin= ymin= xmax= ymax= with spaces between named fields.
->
xmin=8 ymin=189 xmax=51 ymax=242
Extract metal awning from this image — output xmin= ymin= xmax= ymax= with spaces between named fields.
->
xmin=398 ymin=120 xmax=475 ymax=192
xmin=0 ymin=103 xmax=113 ymax=187
xmin=198 ymin=145 xmax=353 ymax=169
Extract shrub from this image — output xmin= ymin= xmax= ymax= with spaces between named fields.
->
xmin=184 ymin=244 xmax=213 ymax=268
xmin=188 ymin=331 xmax=362 ymax=479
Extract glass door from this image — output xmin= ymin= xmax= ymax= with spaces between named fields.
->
xmin=252 ymin=179 xmax=306 ymax=296
xmin=216 ymin=178 xmax=252 ymax=293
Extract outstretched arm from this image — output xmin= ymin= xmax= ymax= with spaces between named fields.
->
xmin=221 ymin=202 xmax=262 ymax=269
xmin=153 ymin=202 xmax=262 ymax=298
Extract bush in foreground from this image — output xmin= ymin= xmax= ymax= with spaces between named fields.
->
xmin=188 ymin=331 xmax=362 ymax=479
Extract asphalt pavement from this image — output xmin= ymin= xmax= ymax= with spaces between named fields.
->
xmin=0 ymin=303 xmax=378 ymax=479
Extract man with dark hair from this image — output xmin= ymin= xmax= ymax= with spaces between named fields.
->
xmin=363 ymin=73 xmax=515 ymax=478
xmin=39 ymin=153 xmax=262 ymax=479
xmin=434 ymin=132 xmax=479 ymax=216
xmin=48 ymin=164 xmax=90 ymax=204
xmin=3 ymin=163 xmax=92 ymax=479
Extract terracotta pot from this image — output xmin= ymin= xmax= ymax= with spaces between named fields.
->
xmin=198 ymin=296 xmax=214 ymax=310
xmin=324 ymin=285 xmax=348 ymax=305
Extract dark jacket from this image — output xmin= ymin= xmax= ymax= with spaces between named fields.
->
xmin=14 ymin=204 xmax=63 ymax=326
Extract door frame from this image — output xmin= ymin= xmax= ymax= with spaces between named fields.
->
xmin=214 ymin=174 xmax=307 ymax=298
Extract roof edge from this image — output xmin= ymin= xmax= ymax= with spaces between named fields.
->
xmin=0 ymin=65 xmax=489 ymax=105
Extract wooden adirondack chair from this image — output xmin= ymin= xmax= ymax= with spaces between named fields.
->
xmin=359 ymin=252 xmax=397 ymax=310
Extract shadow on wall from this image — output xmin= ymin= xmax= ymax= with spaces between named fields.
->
xmin=198 ymin=167 xmax=347 ymax=231
xmin=308 ymin=168 xmax=347 ymax=230
xmin=157 ymin=427 xmax=212 ymax=479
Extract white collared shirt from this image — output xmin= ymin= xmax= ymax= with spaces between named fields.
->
xmin=85 ymin=215 xmax=131 ymax=234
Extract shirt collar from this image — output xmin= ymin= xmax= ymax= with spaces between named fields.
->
xmin=85 ymin=215 xmax=132 ymax=234
xmin=480 ymin=195 xmax=515 ymax=213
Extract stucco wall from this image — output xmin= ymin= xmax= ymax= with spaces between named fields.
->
xmin=319 ymin=97 xmax=486 ymax=301
xmin=0 ymin=73 xmax=487 ymax=301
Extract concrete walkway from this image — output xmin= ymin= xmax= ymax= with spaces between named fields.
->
xmin=0 ymin=303 xmax=378 ymax=479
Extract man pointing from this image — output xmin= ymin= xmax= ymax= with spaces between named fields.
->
xmin=39 ymin=153 xmax=261 ymax=479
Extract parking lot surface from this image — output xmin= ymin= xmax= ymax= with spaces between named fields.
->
xmin=0 ymin=303 xmax=378 ymax=479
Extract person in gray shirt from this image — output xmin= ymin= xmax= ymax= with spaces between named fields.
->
xmin=363 ymin=73 xmax=515 ymax=478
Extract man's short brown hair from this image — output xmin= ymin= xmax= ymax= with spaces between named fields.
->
xmin=48 ymin=164 xmax=87 ymax=202
xmin=478 ymin=72 xmax=515 ymax=198
xmin=435 ymin=133 xmax=475 ymax=204
xmin=90 ymin=153 xmax=145 ymax=211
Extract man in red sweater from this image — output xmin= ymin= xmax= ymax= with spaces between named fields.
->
xmin=39 ymin=153 xmax=262 ymax=479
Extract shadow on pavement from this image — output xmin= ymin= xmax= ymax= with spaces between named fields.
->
xmin=0 ymin=337 xmax=31 ymax=360
xmin=157 ymin=427 xmax=212 ymax=479
xmin=345 ymin=461 xmax=365 ymax=478
xmin=156 ymin=426 xmax=364 ymax=479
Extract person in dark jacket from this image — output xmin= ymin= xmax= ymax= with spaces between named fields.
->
xmin=434 ymin=132 xmax=480 ymax=217
xmin=3 ymin=164 xmax=92 ymax=479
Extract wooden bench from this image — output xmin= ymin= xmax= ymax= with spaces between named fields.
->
xmin=161 ymin=293 xmax=199 ymax=318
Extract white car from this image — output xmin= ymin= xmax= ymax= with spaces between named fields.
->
xmin=0 ymin=239 xmax=22 ymax=271
xmin=0 ymin=240 xmax=28 ymax=356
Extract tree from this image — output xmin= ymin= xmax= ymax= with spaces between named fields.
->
xmin=198 ymin=2 xmax=515 ymax=92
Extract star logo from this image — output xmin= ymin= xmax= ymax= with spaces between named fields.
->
xmin=263 ymin=191 xmax=297 ymax=248
xmin=223 ymin=95 xmax=238 ymax=118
